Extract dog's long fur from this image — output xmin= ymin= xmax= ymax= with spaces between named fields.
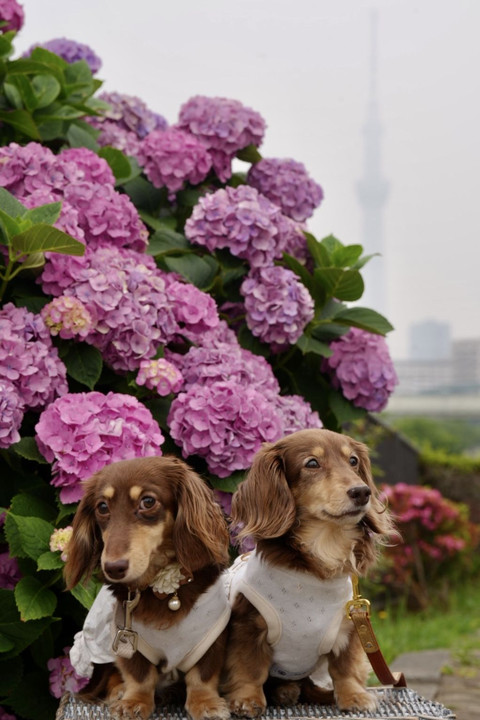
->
xmin=64 ymin=456 xmax=230 ymax=720
xmin=221 ymin=429 xmax=394 ymax=715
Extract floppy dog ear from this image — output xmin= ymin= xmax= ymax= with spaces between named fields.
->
xmin=63 ymin=475 xmax=103 ymax=590
xmin=172 ymin=461 xmax=230 ymax=574
xmin=351 ymin=440 xmax=395 ymax=573
xmin=231 ymin=442 xmax=296 ymax=542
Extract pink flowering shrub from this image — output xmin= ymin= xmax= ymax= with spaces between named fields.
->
xmin=35 ymin=392 xmax=165 ymax=503
xmin=372 ymin=483 xmax=480 ymax=608
xmin=0 ymin=14 xmax=402 ymax=715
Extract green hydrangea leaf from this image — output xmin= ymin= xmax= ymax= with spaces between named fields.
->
xmin=0 ymin=589 xmax=56 ymax=659
xmin=334 ymin=306 xmax=394 ymax=335
xmin=11 ymin=436 xmax=48 ymax=464
xmin=14 ymin=577 xmax=57 ymax=621
xmin=37 ymin=551 xmax=64 ymax=571
xmin=61 ymin=343 xmax=103 ymax=389
xmin=11 ymin=223 xmax=85 ymax=257
xmin=4 ymin=513 xmax=53 ymax=561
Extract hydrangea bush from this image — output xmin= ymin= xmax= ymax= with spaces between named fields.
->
xmin=0 ymin=5 xmax=438 ymax=719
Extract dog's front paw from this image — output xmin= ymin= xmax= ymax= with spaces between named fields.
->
xmin=336 ymin=688 xmax=378 ymax=712
xmin=227 ymin=694 xmax=266 ymax=718
xmin=186 ymin=695 xmax=230 ymax=720
xmin=109 ymin=696 xmax=155 ymax=720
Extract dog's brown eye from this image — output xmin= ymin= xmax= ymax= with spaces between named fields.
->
xmin=349 ymin=455 xmax=359 ymax=467
xmin=97 ymin=501 xmax=109 ymax=515
xmin=305 ymin=458 xmax=319 ymax=468
xmin=139 ymin=496 xmax=156 ymax=510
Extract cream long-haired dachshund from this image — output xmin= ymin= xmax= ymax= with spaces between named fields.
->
xmin=222 ymin=429 xmax=394 ymax=715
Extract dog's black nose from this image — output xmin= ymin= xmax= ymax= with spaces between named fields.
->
xmin=347 ymin=485 xmax=371 ymax=506
xmin=104 ymin=559 xmax=129 ymax=580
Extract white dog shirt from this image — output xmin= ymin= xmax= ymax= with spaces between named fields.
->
xmin=70 ymin=575 xmax=230 ymax=679
xmin=226 ymin=550 xmax=352 ymax=680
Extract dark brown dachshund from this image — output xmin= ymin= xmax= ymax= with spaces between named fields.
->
xmin=64 ymin=455 xmax=231 ymax=720
xmin=222 ymin=429 xmax=394 ymax=715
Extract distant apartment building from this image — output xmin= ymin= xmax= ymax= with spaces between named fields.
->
xmin=395 ymin=323 xmax=480 ymax=396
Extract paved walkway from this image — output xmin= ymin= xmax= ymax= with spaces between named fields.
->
xmin=390 ymin=649 xmax=480 ymax=720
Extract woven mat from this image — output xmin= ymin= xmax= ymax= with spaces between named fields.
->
xmin=56 ymin=688 xmax=455 ymax=720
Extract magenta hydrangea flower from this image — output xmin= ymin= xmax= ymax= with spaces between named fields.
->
xmin=273 ymin=394 xmax=323 ymax=436
xmin=185 ymin=185 xmax=290 ymax=268
xmin=0 ymin=379 xmax=24 ymax=449
xmin=35 ymin=391 xmax=165 ymax=503
xmin=23 ymin=37 xmax=102 ymax=73
xmin=168 ymin=380 xmax=283 ymax=477
xmin=240 ymin=266 xmax=314 ymax=349
xmin=0 ymin=552 xmax=21 ymax=589
xmin=165 ymin=279 xmax=219 ymax=337
xmin=0 ymin=706 xmax=16 ymax=720
xmin=166 ymin=342 xmax=280 ymax=398
xmin=48 ymin=648 xmax=89 ymax=699
xmin=247 ymin=158 xmax=324 ymax=222
xmin=59 ymin=147 xmax=115 ymax=186
xmin=321 ymin=327 xmax=398 ymax=412
xmin=0 ymin=303 xmax=68 ymax=410
xmin=0 ymin=142 xmax=69 ymax=197
xmin=136 ymin=358 xmax=184 ymax=396
xmin=178 ymin=96 xmax=266 ymax=181
xmin=63 ymin=181 xmax=148 ymax=253
xmin=41 ymin=296 xmax=94 ymax=340
xmin=0 ymin=0 xmax=24 ymax=32
xmin=90 ymin=91 xmax=168 ymax=139
xmin=40 ymin=246 xmax=178 ymax=372
xmin=137 ymin=128 xmax=212 ymax=195
xmin=91 ymin=120 xmax=142 ymax=156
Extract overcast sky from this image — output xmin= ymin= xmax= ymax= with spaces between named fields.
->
xmin=13 ymin=0 xmax=480 ymax=359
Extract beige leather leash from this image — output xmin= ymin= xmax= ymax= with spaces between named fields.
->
xmin=346 ymin=575 xmax=407 ymax=688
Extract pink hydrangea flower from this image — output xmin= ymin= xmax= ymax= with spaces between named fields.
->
xmin=23 ymin=37 xmax=102 ymax=73
xmin=168 ymin=380 xmax=283 ymax=477
xmin=59 ymin=147 xmax=115 ymax=186
xmin=0 ymin=706 xmax=16 ymax=720
xmin=185 ymin=185 xmax=290 ymax=268
xmin=41 ymin=296 xmax=94 ymax=340
xmin=321 ymin=328 xmax=398 ymax=412
xmin=165 ymin=279 xmax=219 ymax=337
xmin=0 ymin=303 xmax=68 ymax=411
xmin=0 ymin=552 xmax=21 ymax=589
xmin=40 ymin=246 xmax=178 ymax=372
xmin=91 ymin=120 xmax=142 ymax=156
xmin=0 ymin=379 xmax=24 ymax=449
xmin=136 ymin=358 xmax=184 ymax=396
xmin=137 ymin=128 xmax=212 ymax=195
xmin=273 ymin=394 xmax=323 ymax=435
xmin=91 ymin=91 xmax=168 ymax=139
xmin=0 ymin=142 xmax=64 ymax=197
xmin=240 ymin=266 xmax=314 ymax=349
xmin=0 ymin=0 xmax=24 ymax=32
xmin=178 ymin=95 xmax=266 ymax=181
xmin=247 ymin=158 xmax=324 ymax=222
xmin=166 ymin=342 xmax=280 ymax=398
xmin=35 ymin=391 xmax=165 ymax=503
xmin=47 ymin=648 xmax=89 ymax=699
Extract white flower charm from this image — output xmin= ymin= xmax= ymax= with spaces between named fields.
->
xmin=150 ymin=562 xmax=186 ymax=596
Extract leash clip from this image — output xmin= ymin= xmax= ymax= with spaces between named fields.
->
xmin=345 ymin=574 xmax=371 ymax=619
xmin=112 ymin=589 xmax=141 ymax=658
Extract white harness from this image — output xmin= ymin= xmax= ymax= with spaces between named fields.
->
xmin=70 ymin=576 xmax=230 ymax=679
xmin=226 ymin=550 xmax=352 ymax=680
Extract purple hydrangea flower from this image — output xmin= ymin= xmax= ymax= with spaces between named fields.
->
xmin=136 ymin=358 xmax=184 ymax=396
xmin=0 ymin=551 xmax=21 ymax=589
xmin=166 ymin=342 xmax=280 ymax=397
xmin=321 ymin=327 xmax=398 ymax=412
xmin=90 ymin=120 xmax=142 ymax=156
xmin=22 ymin=189 xmax=85 ymax=244
xmin=48 ymin=648 xmax=89 ymax=698
xmin=247 ymin=158 xmax=324 ymax=222
xmin=137 ymin=128 xmax=212 ymax=195
xmin=41 ymin=296 xmax=94 ymax=340
xmin=165 ymin=279 xmax=219 ymax=337
xmin=0 ymin=0 xmax=24 ymax=32
xmin=35 ymin=391 xmax=165 ymax=503
xmin=59 ymin=147 xmax=115 ymax=186
xmin=177 ymin=95 xmax=266 ymax=181
xmin=240 ymin=266 xmax=314 ymax=349
xmin=0 ymin=142 xmax=67 ymax=197
xmin=0 ymin=303 xmax=68 ymax=411
xmin=0 ymin=706 xmax=16 ymax=720
xmin=40 ymin=246 xmax=178 ymax=372
xmin=273 ymin=394 xmax=323 ymax=436
xmin=90 ymin=91 xmax=168 ymax=139
xmin=168 ymin=380 xmax=283 ymax=477
xmin=0 ymin=379 xmax=24 ymax=449
xmin=24 ymin=37 xmax=102 ymax=73
xmin=185 ymin=185 xmax=290 ymax=268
